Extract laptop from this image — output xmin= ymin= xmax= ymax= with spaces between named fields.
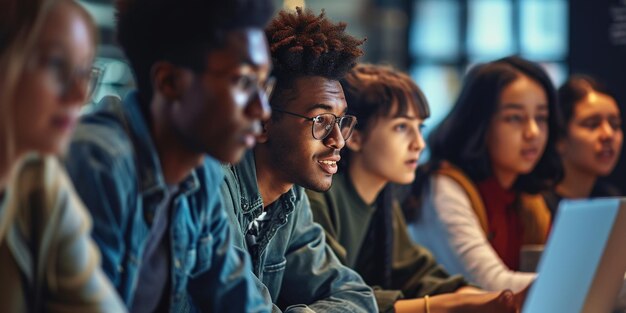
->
xmin=522 ymin=198 xmax=626 ymax=313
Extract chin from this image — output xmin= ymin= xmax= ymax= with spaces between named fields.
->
xmin=225 ymin=148 xmax=246 ymax=165
xmin=208 ymin=143 xmax=245 ymax=164
xmin=302 ymin=177 xmax=333 ymax=192
xmin=515 ymin=165 xmax=535 ymax=175
xmin=395 ymin=173 xmax=416 ymax=185
xmin=595 ymin=166 xmax=615 ymax=177
xmin=38 ymin=140 xmax=68 ymax=156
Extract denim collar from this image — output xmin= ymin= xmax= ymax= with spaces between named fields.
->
xmin=232 ymin=150 xmax=296 ymax=218
xmin=232 ymin=150 xmax=265 ymax=217
xmin=114 ymin=92 xmax=200 ymax=199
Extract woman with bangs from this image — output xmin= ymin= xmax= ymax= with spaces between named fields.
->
xmin=307 ymin=64 xmax=524 ymax=313
xmin=0 ymin=0 xmax=124 ymax=311
xmin=402 ymin=56 xmax=563 ymax=293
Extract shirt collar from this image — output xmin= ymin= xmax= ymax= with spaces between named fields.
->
xmin=231 ymin=150 xmax=297 ymax=215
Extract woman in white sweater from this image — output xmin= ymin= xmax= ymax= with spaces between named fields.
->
xmin=402 ymin=56 xmax=564 ymax=292
xmin=0 ymin=0 xmax=125 ymax=311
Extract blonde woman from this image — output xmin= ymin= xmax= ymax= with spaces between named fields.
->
xmin=0 ymin=0 xmax=125 ymax=311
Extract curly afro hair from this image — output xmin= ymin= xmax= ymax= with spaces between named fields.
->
xmin=266 ymin=7 xmax=365 ymax=108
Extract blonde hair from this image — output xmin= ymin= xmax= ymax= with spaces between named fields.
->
xmin=0 ymin=0 xmax=96 ymax=168
xmin=0 ymin=0 xmax=96 ymax=240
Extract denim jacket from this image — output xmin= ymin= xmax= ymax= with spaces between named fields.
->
xmin=64 ymin=93 xmax=271 ymax=312
xmin=220 ymin=150 xmax=377 ymax=313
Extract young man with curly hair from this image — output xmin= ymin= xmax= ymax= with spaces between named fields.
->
xmin=220 ymin=8 xmax=377 ymax=312
xmin=64 ymin=0 xmax=275 ymax=311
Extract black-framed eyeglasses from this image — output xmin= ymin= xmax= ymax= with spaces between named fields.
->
xmin=272 ymin=108 xmax=357 ymax=141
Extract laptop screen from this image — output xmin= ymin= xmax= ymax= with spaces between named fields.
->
xmin=522 ymin=198 xmax=626 ymax=313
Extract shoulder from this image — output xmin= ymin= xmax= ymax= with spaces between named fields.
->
xmin=74 ymin=97 xmax=133 ymax=154
xmin=429 ymin=174 xmax=472 ymax=199
xmin=13 ymin=156 xmax=92 ymax=238
xmin=68 ymin=112 xmax=134 ymax=174
xmin=291 ymin=185 xmax=309 ymax=207
xmin=423 ymin=174 xmax=485 ymax=226
xmin=592 ymin=180 xmax=622 ymax=197
xmin=196 ymin=157 xmax=226 ymax=192
xmin=305 ymin=188 xmax=327 ymax=209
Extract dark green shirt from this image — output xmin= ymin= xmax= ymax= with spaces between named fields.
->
xmin=307 ymin=173 xmax=468 ymax=313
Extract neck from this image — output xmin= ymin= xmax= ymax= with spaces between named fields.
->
xmin=492 ymin=166 xmax=517 ymax=190
xmin=348 ymin=158 xmax=388 ymax=205
xmin=556 ymin=161 xmax=596 ymax=198
xmin=150 ymin=101 xmax=203 ymax=185
xmin=254 ymin=146 xmax=293 ymax=208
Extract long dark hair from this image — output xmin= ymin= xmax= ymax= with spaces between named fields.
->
xmin=558 ymin=75 xmax=617 ymax=136
xmin=404 ymin=56 xmax=564 ymax=222
xmin=339 ymin=64 xmax=430 ymax=289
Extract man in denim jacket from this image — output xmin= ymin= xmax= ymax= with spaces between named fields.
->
xmin=220 ymin=8 xmax=377 ymax=312
xmin=64 ymin=0 xmax=275 ymax=311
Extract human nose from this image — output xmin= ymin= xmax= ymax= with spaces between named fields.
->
xmin=409 ymin=126 xmax=425 ymax=152
xmin=599 ymin=121 xmax=616 ymax=141
xmin=323 ymin=120 xmax=346 ymax=150
xmin=245 ymin=88 xmax=272 ymax=121
xmin=523 ymin=118 xmax=540 ymax=140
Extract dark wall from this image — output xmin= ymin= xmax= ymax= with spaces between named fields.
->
xmin=569 ymin=0 xmax=626 ymax=193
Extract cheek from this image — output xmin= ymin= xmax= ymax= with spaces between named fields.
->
xmin=362 ymin=137 xmax=401 ymax=174
xmin=15 ymin=72 xmax=56 ymax=112
xmin=572 ymin=131 xmax=597 ymax=148
xmin=561 ymin=134 xmax=594 ymax=164
xmin=14 ymin=77 xmax=56 ymax=134
xmin=615 ymin=132 xmax=624 ymax=148
xmin=488 ymin=126 xmax=519 ymax=160
xmin=184 ymin=89 xmax=239 ymax=134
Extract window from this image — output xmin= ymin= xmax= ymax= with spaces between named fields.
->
xmin=409 ymin=0 xmax=568 ymax=155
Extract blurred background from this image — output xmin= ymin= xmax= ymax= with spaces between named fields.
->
xmin=78 ymin=0 xmax=626 ymax=193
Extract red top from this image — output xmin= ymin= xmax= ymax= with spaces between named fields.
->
xmin=477 ymin=176 xmax=523 ymax=270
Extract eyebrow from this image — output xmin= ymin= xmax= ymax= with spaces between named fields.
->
xmin=392 ymin=114 xmax=420 ymax=120
xmin=500 ymin=103 xmax=549 ymax=111
xmin=306 ymin=103 xmax=344 ymax=114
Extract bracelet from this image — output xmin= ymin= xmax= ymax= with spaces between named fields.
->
xmin=424 ymin=295 xmax=431 ymax=313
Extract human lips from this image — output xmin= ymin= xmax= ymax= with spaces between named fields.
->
xmin=596 ymin=147 xmax=616 ymax=162
xmin=242 ymin=133 xmax=256 ymax=148
xmin=317 ymin=156 xmax=340 ymax=175
xmin=240 ymin=122 xmax=262 ymax=148
xmin=51 ymin=113 xmax=78 ymax=133
xmin=520 ymin=147 xmax=540 ymax=161
xmin=405 ymin=158 xmax=419 ymax=169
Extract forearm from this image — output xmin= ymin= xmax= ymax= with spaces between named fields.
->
xmin=394 ymin=296 xmax=454 ymax=313
xmin=455 ymin=286 xmax=483 ymax=294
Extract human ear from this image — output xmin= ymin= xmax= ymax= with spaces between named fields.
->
xmin=151 ymin=61 xmax=191 ymax=102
